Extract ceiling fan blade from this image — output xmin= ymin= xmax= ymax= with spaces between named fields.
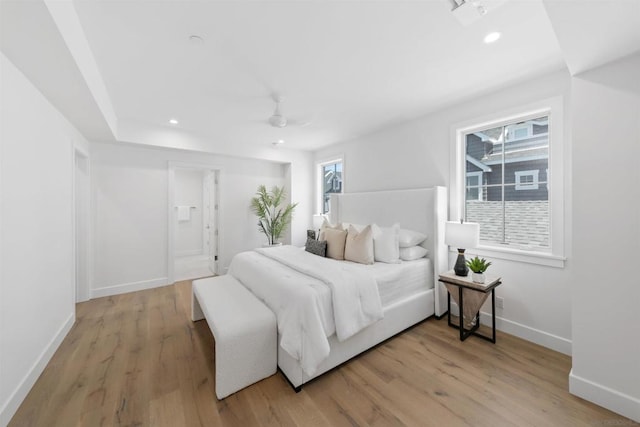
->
xmin=286 ymin=119 xmax=312 ymax=127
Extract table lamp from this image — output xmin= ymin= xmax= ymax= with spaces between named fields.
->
xmin=445 ymin=220 xmax=480 ymax=276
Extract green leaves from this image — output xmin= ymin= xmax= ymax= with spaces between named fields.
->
xmin=250 ymin=185 xmax=298 ymax=245
xmin=466 ymin=256 xmax=492 ymax=273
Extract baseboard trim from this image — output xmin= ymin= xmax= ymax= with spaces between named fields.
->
xmin=449 ymin=303 xmax=571 ymax=355
xmin=479 ymin=311 xmax=572 ymax=355
xmin=569 ymin=370 xmax=640 ymax=423
xmin=91 ymin=277 xmax=168 ymax=299
xmin=0 ymin=312 xmax=75 ymax=426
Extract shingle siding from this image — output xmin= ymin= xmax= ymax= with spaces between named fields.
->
xmin=466 ymin=200 xmax=549 ymax=248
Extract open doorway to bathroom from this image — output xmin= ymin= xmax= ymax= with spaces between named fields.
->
xmin=168 ymin=164 xmax=219 ymax=283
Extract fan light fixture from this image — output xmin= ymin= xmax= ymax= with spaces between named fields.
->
xmin=269 ymin=96 xmax=288 ymax=128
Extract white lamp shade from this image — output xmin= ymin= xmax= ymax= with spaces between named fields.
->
xmin=445 ymin=221 xmax=479 ymax=249
xmin=312 ymin=214 xmax=326 ymax=230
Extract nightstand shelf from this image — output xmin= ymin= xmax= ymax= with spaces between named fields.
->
xmin=438 ymin=270 xmax=502 ymax=343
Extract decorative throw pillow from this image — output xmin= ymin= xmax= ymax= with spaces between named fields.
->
xmin=398 ymin=228 xmax=428 ymax=248
xmin=344 ymin=225 xmax=375 ymax=265
xmin=399 ymin=246 xmax=429 ymax=261
xmin=318 ymin=218 xmax=344 ymax=240
xmin=305 ymin=238 xmax=327 ymax=257
xmin=371 ymin=223 xmax=400 ymax=264
xmin=320 ymin=228 xmax=348 ymax=260
xmin=341 ymin=222 xmax=366 ymax=232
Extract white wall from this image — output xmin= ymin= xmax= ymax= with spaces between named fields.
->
xmin=0 ymin=53 xmax=87 ymax=425
xmin=174 ymin=169 xmax=204 ymax=257
xmin=90 ymin=142 xmax=313 ymax=297
xmin=315 ymin=69 xmax=574 ymax=354
xmin=569 ymin=53 xmax=640 ymax=422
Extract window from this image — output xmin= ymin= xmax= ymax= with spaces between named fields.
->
xmin=507 ymin=124 xmax=531 ymax=141
xmin=318 ymin=159 xmax=343 ymax=214
xmin=452 ymin=98 xmax=564 ymax=267
xmin=515 ymin=170 xmax=539 ymax=190
xmin=463 ymin=115 xmax=549 ymax=249
xmin=466 ymin=171 xmax=483 ymax=201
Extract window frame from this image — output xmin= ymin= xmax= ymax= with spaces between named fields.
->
xmin=316 ymin=156 xmax=344 ymax=215
xmin=515 ymin=169 xmax=539 ymax=190
xmin=466 ymin=171 xmax=483 ymax=201
xmin=450 ymin=97 xmax=565 ymax=268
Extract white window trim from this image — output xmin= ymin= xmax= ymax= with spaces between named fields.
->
xmin=316 ymin=155 xmax=344 ymax=215
xmin=515 ymin=169 xmax=539 ymax=190
xmin=507 ymin=122 xmax=532 ymax=141
xmin=466 ymin=171 xmax=483 ymax=201
xmin=449 ymin=96 xmax=565 ymax=268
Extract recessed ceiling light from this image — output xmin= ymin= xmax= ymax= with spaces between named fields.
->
xmin=272 ymin=139 xmax=285 ymax=146
xmin=484 ymin=31 xmax=501 ymax=44
xmin=169 ymin=118 xmax=179 ymax=125
xmin=189 ymin=35 xmax=204 ymax=44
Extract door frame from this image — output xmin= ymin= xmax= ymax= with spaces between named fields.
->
xmin=202 ymin=170 xmax=219 ymax=274
xmin=73 ymin=145 xmax=91 ymax=302
xmin=167 ymin=161 xmax=222 ymax=284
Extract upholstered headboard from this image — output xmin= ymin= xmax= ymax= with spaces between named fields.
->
xmin=329 ymin=187 xmax=448 ymax=316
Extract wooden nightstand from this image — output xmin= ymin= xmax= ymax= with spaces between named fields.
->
xmin=438 ymin=270 xmax=502 ymax=343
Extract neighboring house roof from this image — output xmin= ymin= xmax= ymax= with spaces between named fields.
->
xmin=483 ymin=145 xmax=549 ymax=165
xmin=324 ymin=171 xmax=342 ymax=187
xmin=470 ymin=133 xmax=549 ymax=166
xmin=466 ymin=155 xmax=492 ymax=172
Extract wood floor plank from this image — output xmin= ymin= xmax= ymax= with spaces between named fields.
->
xmin=8 ymin=280 xmax=637 ymax=427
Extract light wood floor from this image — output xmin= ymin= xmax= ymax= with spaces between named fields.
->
xmin=10 ymin=281 xmax=636 ymax=427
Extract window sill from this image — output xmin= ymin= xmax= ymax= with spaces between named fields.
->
xmin=455 ymin=245 xmax=566 ymax=268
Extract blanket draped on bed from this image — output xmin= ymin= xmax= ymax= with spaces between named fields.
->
xmin=228 ymin=245 xmax=383 ymax=376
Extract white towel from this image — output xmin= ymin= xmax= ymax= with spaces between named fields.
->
xmin=177 ymin=206 xmax=191 ymax=221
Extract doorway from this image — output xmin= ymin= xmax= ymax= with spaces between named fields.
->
xmin=168 ymin=164 xmax=219 ymax=283
xmin=74 ymin=148 xmax=90 ymax=302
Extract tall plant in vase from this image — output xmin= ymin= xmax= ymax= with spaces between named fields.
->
xmin=250 ymin=185 xmax=298 ymax=246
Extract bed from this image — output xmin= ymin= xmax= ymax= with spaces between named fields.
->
xmin=229 ymin=187 xmax=448 ymax=389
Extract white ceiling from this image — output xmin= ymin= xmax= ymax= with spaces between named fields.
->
xmin=2 ymin=0 xmax=639 ymax=153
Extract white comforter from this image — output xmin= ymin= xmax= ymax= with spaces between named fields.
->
xmin=228 ymin=245 xmax=383 ymax=376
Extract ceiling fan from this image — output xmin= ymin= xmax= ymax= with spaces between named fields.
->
xmin=267 ymin=94 xmax=311 ymax=128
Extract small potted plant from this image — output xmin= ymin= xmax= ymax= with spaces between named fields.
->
xmin=250 ymin=185 xmax=298 ymax=246
xmin=466 ymin=256 xmax=492 ymax=284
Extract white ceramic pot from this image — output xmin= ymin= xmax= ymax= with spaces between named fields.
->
xmin=262 ymin=242 xmax=283 ymax=248
xmin=472 ymin=272 xmax=485 ymax=284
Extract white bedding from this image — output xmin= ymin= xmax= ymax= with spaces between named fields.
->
xmin=361 ymin=258 xmax=433 ymax=306
xmin=256 ymin=246 xmax=383 ymax=341
xmin=228 ymin=250 xmax=329 ymax=376
xmin=228 ymin=245 xmax=383 ymax=376
xmin=228 ymin=246 xmax=432 ymax=377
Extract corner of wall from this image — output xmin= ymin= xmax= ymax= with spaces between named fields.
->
xmin=0 ymin=313 xmax=75 ymax=426
xmin=569 ymin=370 xmax=640 ymax=423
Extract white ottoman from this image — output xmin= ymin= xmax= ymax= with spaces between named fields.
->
xmin=192 ymin=275 xmax=277 ymax=399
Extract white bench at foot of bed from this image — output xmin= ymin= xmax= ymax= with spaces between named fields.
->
xmin=191 ymin=275 xmax=277 ymax=399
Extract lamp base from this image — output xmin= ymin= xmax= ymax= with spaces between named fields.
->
xmin=454 ymin=249 xmax=469 ymax=276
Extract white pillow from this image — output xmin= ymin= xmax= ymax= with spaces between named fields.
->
xmin=398 ymin=228 xmax=427 ymax=248
xmin=399 ymin=246 xmax=429 ymax=261
xmin=371 ymin=223 xmax=400 ymax=264
xmin=344 ymin=225 xmax=375 ymax=265
xmin=342 ymin=222 xmax=366 ymax=232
